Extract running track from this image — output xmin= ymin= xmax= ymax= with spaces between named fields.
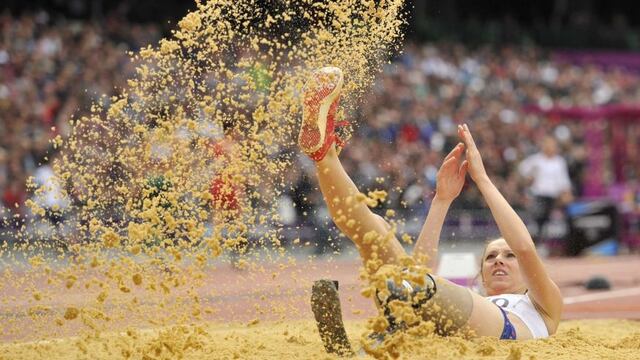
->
xmin=204 ymin=254 xmax=640 ymax=322
xmin=1 ymin=254 xmax=639 ymax=342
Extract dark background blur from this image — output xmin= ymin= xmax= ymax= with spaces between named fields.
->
xmin=4 ymin=0 xmax=640 ymax=49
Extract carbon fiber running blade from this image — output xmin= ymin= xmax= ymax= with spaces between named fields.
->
xmin=311 ymin=279 xmax=354 ymax=357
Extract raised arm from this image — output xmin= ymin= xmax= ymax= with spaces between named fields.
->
xmin=413 ymin=143 xmax=468 ymax=269
xmin=458 ymin=124 xmax=563 ymax=329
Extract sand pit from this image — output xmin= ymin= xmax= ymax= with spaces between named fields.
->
xmin=2 ymin=319 xmax=640 ymax=359
xmin=2 ymin=257 xmax=640 ymax=359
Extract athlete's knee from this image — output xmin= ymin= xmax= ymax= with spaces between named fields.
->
xmin=374 ymin=270 xmax=473 ymax=336
xmin=375 ymin=272 xmax=436 ymax=308
xmin=373 ymin=268 xmax=437 ymax=330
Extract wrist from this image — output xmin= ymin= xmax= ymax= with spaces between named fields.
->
xmin=432 ymin=194 xmax=454 ymax=206
xmin=474 ymin=175 xmax=493 ymax=189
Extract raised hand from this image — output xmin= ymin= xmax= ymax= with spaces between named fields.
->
xmin=434 ymin=143 xmax=469 ymax=203
xmin=457 ymin=123 xmax=488 ymax=183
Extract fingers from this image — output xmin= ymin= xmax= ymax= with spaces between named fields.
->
xmin=457 ymin=125 xmax=468 ymax=148
xmin=458 ymin=160 xmax=469 ymax=178
xmin=443 ymin=143 xmax=464 ymax=162
xmin=457 ymin=123 xmax=477 ymax=150
xmin=464 ymin=124 xmax=475 ymax=146
xmin=440 ymin=156 xmax=457 ymax=171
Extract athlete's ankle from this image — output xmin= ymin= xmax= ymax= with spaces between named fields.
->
xmin=314 ymin=145 xmax=337 ymax=164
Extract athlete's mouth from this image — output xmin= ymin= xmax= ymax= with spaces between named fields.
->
xmin=492 ymin=269 xmax=508 ymax=276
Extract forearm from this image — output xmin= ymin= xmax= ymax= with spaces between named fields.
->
xmin=413 ymin=197 xmax=452 ymax=269
xmin=476 ymin=176 xmax=536 ymax=253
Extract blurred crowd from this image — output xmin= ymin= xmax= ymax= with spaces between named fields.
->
xmin=0 ymin=11 xmax=161 ymax=222
xmin=356 ymin=43 xmax=639 ymax=205
xmin=289 ymin=44 xmax=640 ymax=248
xmin=2 ymin=12 xmax=639 ymax=251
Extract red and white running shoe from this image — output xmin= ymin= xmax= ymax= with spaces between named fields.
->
xmin=298 ymin=66 xmax=343 ymax=161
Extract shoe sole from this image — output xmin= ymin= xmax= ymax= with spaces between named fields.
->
xmin=311 ymin=279 xmax=354 ymax=357
xmin=299 ymin=67 xmax=343 ymax=155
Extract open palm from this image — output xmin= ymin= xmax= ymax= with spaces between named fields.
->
xmin=435 ymin=143 xmax=469 ymax=202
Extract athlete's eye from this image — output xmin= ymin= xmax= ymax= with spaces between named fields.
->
xmin=506 ymin=253 xmax=516 ymax=258
xmin=485 ymin=254 xmax=496 ymax=260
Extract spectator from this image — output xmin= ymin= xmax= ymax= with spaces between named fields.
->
xmin=518 ymin=136 xmax=573 ymax=245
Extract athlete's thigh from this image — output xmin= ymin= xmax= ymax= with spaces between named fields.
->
xmin=419 ymin=277 xmax=504 ymax=337
xmin=466 ymin=291 xmax=506 ymax=337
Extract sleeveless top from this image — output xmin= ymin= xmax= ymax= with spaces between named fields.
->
xmin=485 ymin=293 xmax=550 ymax=339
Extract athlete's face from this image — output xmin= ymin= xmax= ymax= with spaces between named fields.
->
xmin=481 ymin=239 xmax=526 ymax=296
